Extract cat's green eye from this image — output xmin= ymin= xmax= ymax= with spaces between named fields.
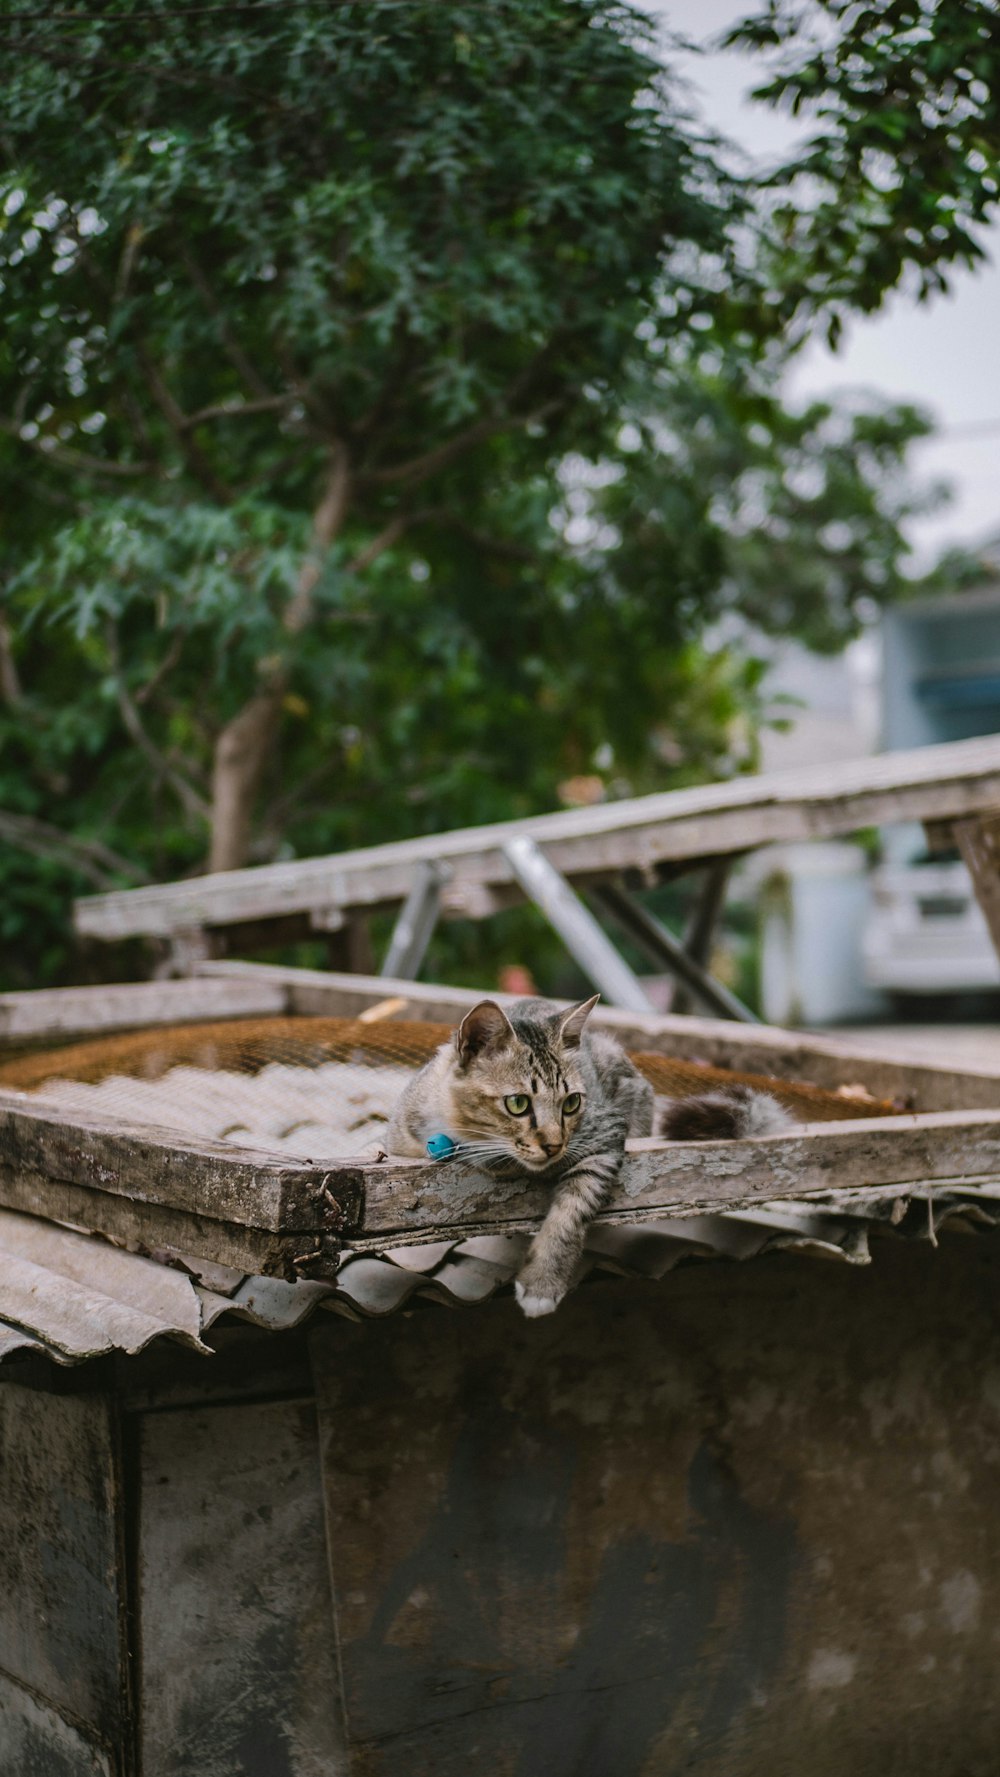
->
xmin=504 ymin=1093 xmax=531 ymax=1116
xmin=563 ymin=1092 xmax=582 ymax=1115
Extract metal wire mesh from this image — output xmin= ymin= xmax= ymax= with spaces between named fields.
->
xmin=0 ymin=1012 xmax=902 ymax=1163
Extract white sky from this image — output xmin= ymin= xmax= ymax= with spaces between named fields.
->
xmin=640 ymin=0 xmax=1000 ymax=568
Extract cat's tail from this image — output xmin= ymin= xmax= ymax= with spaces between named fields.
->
xmin=659 ymin=1084 xmax=794 ymax=1141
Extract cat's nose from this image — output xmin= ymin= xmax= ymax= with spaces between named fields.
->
xmin=539 ymin=1135 xmax=562 ymax=1156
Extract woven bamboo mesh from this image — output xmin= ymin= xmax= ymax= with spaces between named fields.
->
xmin=0 ymin=1012 xmax=901 ymax=1162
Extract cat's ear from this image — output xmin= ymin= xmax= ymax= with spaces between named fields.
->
xmin=456 ymin=999 xmax=515 ymax=1067
xmin=557 ymin=993 xmax=600 ymax=1049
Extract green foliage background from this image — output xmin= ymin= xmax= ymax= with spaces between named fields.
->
xmin=1 ymin=0 xmax=996 ymax=991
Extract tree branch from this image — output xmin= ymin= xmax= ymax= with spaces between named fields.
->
xmin=105 ymin=626 xmax=210 ymax=823
xmin=177 ymin=240 xmax=278 ymax=401
xmin=362 ymin=413 xmax=501 ymax=488
xmin=7 ymin=474 xmax=84 ymax=513
xmin=434 ymin=514 xmax=540 ymax=563
xmin=0 ymin=416 xmax=154 ymax=479
xmin=232 ymin=442 xmax=316 ymax=500
xmin=207 ymin=688 xmax=284 ymax=874
xmin=181 ymin=393 xmax=296 ymax=431
xmin=343 ymin=509 xmax=418 ymax=576
xmin=0 ymin=809 xmax=149 ymax=889
xmin=133 ymin=345 xmax=234 ymax=503
xmin=132 ymin=630 xmax=186 ymax=706
xmin=66 ymin=217 xmax=235 ymax=503
xmin=362 ymin=398 xmax=564 ymax=490
xmin=205 ymin=441 xmax=352 ymax=871
xmin=113 ymin=219 xmax=144 ymax=308
xmin=0 ymin=615 xmax=22 ymax=704
xmin=284 ymin=441 xmax=352 ymax=632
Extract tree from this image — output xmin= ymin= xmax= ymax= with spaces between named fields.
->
xmin=1 ymin=359 xmax=934 ymax=984
xmin=0 ymin=0 xmax=951 ymax=988
xmin=2 ymin=0 xmax=740 ymax=872
xmin=728 ymin=0 xmax=1000 ymax=341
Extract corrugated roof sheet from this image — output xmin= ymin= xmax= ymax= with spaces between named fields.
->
xmin=4 ymin=1186 xmax=1000 ymax=1365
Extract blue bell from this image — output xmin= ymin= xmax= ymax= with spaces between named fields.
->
xmin=426 ymin=1132 xmax=457 ymax=1160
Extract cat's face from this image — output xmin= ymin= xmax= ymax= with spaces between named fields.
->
xmin=449 ymin=997 xmax=596 ymax=1172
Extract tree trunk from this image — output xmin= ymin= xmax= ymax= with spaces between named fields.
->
xmin=208 ymin=687 xmax=284 ymax=874
xmin=206 ymin=445 xmax=351 ymax=874
xmin=0 ymin=614 xmax=22 ymax=705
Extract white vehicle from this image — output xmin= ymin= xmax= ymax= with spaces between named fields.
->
xmin=861 ymin=554 xmax=1000 ymax=1001
xmin=864 ymin=860 xmax=1000 ymax=995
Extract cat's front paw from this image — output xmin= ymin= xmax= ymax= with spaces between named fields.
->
xmin=514 ymin=1277 xmax=562 ymax=1318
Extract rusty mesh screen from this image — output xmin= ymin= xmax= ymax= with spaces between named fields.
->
xmin=0 ymin=1010 xmax=900 ymax=1162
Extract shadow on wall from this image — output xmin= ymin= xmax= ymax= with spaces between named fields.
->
xmin=347 ymin=1410 xmax=797 ymax=1777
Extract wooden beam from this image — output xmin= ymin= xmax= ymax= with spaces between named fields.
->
xmin=351 ymin=1111 xmax=1000 ymax=1242
xmin=922 ymin=818 xmax=955 ymax=856
xmin=591 ymin=880 xmax=755 ymax=1022
xmin=6 ymin=1091 xmax=1000 ymax=1281
xmin=502 ymin=837 xmax=655 ymax=1013
xmin=0 ymin=975 xmax=289 ymax=1047
xmin=0 ymin=1090 xmax=362 ymax=1235
xmin=670 ymin=857 xmax=734 ymax=1016
xmin=0 ymin=1163 xmax=328 ymax=1282
xmin=955 ymin=811 xmax=1000 ymax=958
xmin=321 ymin=912 xmax=376 ymax=975
xmin=380 ymin=860 xmax=447 ymax=979
xmin=74 ymin=734 xmax=1000 ymax=940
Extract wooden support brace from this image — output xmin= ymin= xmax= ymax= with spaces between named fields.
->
xmin=380 ymin=860 xmax=449 ymax=980
xmin=955 ymin=811 xmax=1000 ymax=959
xmin=156 ymin=926 xmax=217 ymax=979
xmin=591 ymin=882 xmax=758 ymax=1023
xmin=923 ymin=818 xmax=956 ymax=857
xmin=669 ymin=858 xmax=735 ymax=1016
xmin=501 ymin=836 xmax=656 ymax=1014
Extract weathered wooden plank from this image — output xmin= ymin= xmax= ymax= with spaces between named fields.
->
xmin=0 ymin=1164 xmax=342 ymax=1283
xmin=7 ymin=1134 xmax=994 ymax=1283
xmin=0 ymin=1386 xmax=122 ymax=1754
xmin=352 ymin=1111 xmax=1000 ymax=1242
xmin=74 ymin=734 xmax=1000 ymax=938
xmin=955 ymin=810 xmax=1000 ymax=958
xmin=341 ymin=1176 xmax=1000 ymax=1255
xmin=668 ymin=856 xmax=734 ymax=1014
xmin=194 ymin=961 xmax=1000 ymax=1112
xmin=0 ymin=975 xmax=288 ymax=1045
xmin=14 ymin=1104 xmax=1000 ymax=1284
xmin=138 ymin=1398 xmax=346 ymax=1777
xmin=0 ymin=1089 xmax=362 ymax=1234
xmin=589 ymin=1009 xmax=1000 ymax=1113
xmin=922 ymin=817 xmax=955 ymax=855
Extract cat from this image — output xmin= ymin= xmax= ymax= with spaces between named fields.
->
xmin=386 ymin=995 xmax=791 ymax=1318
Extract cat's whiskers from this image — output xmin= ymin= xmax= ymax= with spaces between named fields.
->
xmin=449 ymin=1139 xmax=514 ymax=1163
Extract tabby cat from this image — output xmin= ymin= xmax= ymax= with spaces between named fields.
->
xmin=387 ymin=995 xmax=790 ymax=1317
